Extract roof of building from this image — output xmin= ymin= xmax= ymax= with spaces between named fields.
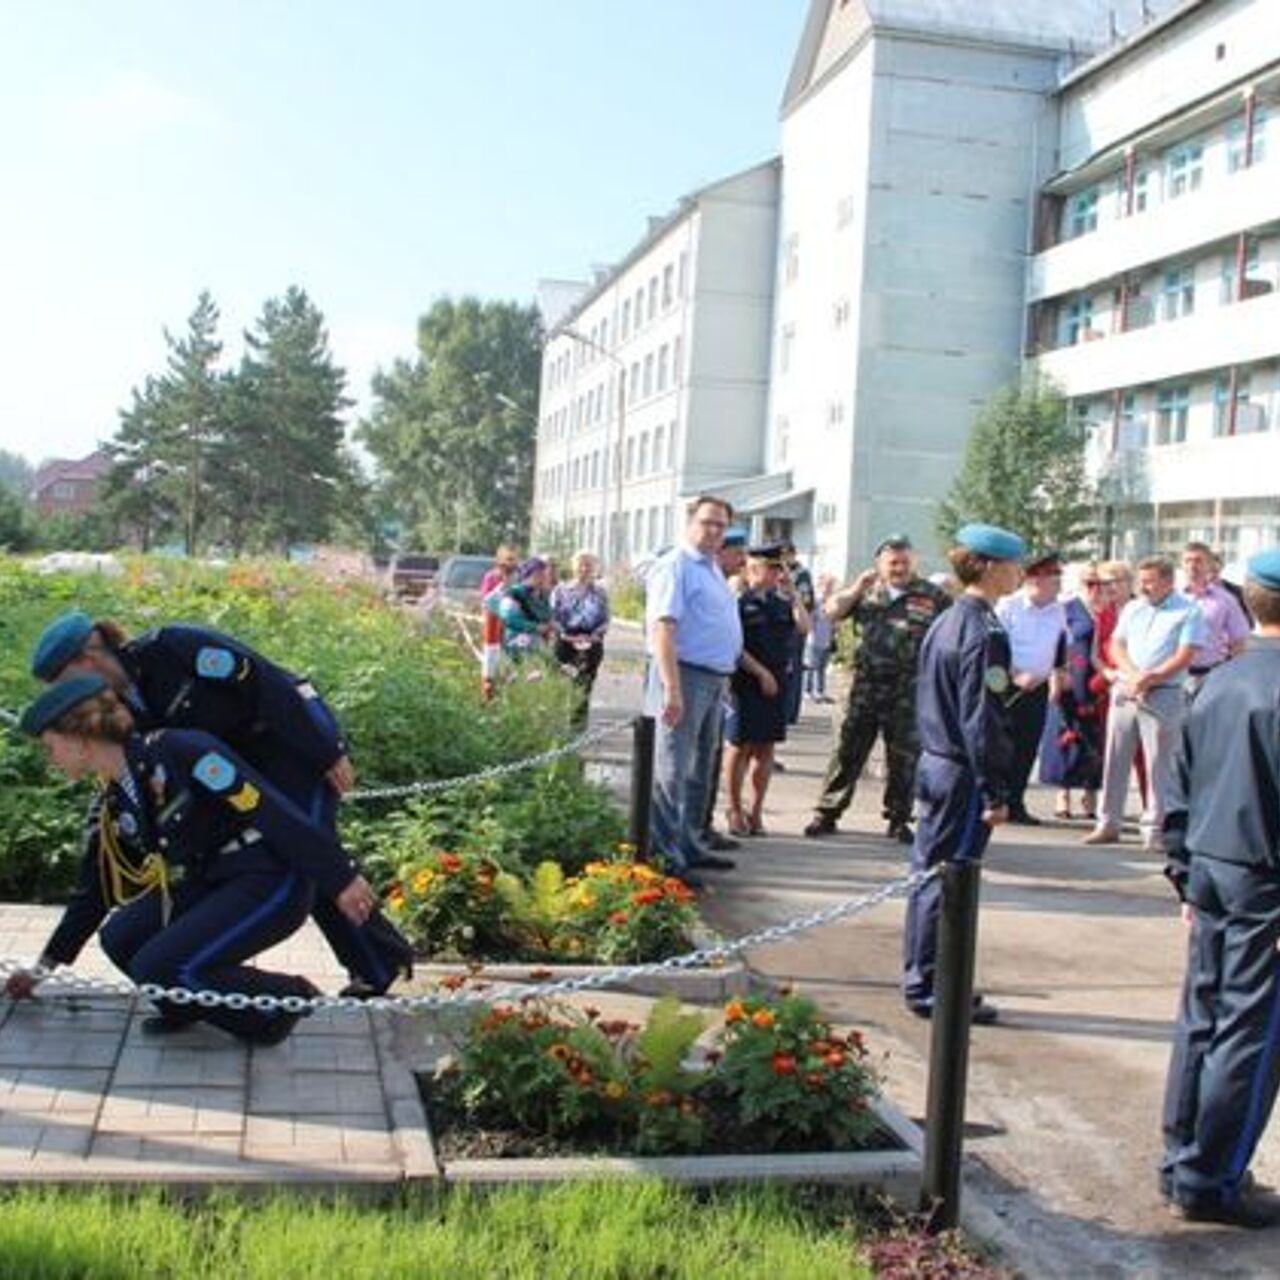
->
xmin=781 ymin=0 xmax=1186 ymax=117
xmin=544 ymin=156 xmax=780 ymax=340
xmin=33 ymin=450 xmax=112 ymax=495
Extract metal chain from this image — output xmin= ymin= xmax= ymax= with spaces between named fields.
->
xmin=342 ymin=717 xmax=632 ymax=801
xmin=0 ymin=866 xmax=937 ymax=1016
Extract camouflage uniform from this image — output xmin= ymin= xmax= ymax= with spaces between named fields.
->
xmin=813 ymin=577 xmax=951 ymax=827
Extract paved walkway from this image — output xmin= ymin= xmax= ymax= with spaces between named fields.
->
xmin=0 ymin=908 xmax=432 ymax=1183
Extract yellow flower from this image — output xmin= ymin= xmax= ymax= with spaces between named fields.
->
xmin=603 ymin=1081 xmax=626 ymax=1100
xmin=412 ymin=869 xmax=435 ymax=893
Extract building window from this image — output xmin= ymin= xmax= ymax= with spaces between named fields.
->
xmin=783 ymin=233 xmax=799 ymax=285
xmin=625 ymin=438 xmax=636 ymax=479
xmin=1060 ymin=295 xmax=1094 ymax=346
xmin=639 ymin=431 xmax=650 ymax=475
xmin=833 ymin=298 xmax=850 ymax=328
xmin=653 ymin=425 xmax=665 ymax=469
xmin=817 ymin=502 xmax=838 ymax=527
xmin=1154 ymin=385 xmax=1190 ymax=445
xmin=629 ymin=363 xmax=640 ymax=402
xmin=657 ymin=344 xmax=669 ymax=392
xmin=667 ymin=421 xmax=678 ymax=469
xmin=835 ymin=195 xmax=855 ymax=229
xmin=1221 ymin=240 xmax=1264 ymax=303
xmin=642 ymin=353 xmax=654 ymax=398
xmin=672 ymin=337 xmax=683 ymax=385
xmin=678 ymin=251 xmax=688 ymax=298
xmin=1227 ymin=104 xmax=1269 ymax=171
xmin=827 ymin=401 xmax=846 ymax=428
xmin=648 ymin=507 xmax=660 ymax=551
xmin=1162 ymin=266 xmax=1195 ymax=321
xmin=663 ymin=506 xmax=674 ymax=545
xmin=621 ymin=299 xmax=631 ymax=340
xmin=648 ymin=277 xmax=658 ymax=318
xmin=779 ymin=324 xmax=795 ymax=374
xmin=662 ymin=265 xmax=674 ymax=309
xmin=633 ymin=510 xmax=644 ymax=554
xmin=1066 ymin=188 xmax=1098 ymax=238
xmin=635 ymin=288 xmax=645 ymax=328
xmin=1165 ymin=142 xmax=1203 ymax=199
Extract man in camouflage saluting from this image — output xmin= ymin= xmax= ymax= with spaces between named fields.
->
xmin=804 ymin=535 xmax=951 ymax=843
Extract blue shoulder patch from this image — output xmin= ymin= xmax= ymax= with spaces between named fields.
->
xmin=196 ymin=646 xmax=236 ymax=679
xmin=192 ymin=751 xmax=237 ymax=792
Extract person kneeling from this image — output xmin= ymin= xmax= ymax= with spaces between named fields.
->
xmin=7 ymin=676 xmax=378 ymax=1046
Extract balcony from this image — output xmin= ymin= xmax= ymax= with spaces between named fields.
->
xmin=1035 ymin=290 xmax=1280 ymax=398
xmin=1138 ymin=428 xmax=1280 ymax=505
xmin=1028 ymin=161 xmax=1280 ymax=303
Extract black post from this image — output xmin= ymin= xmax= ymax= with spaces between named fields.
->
xmin=920 ymin=859 xmax=983 ymax=1231
xmin=628 ymin=714 xmax=656 ymax=861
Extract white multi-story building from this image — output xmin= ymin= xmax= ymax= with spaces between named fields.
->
xmin=766 ymin=0 xmax=1184 ymax=578
xmin=1031 ymin=0 xmax=1280 ymax=566
xmin=533 ymin=160 xmax=780 ymax=566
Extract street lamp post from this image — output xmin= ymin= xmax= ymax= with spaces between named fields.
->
xmin=561 ymin=327 xmax=625 ymax=569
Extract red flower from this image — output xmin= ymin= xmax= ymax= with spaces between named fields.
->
xmin=608 ymin=910 xmax=629 ymax=925
xmin=438 ymin=853 xmax=463 ymax=873
xmin=771 ymin=1052 xmax=797 ymax=1075
xmin=631 ymin=888 xmax=663 ymax=906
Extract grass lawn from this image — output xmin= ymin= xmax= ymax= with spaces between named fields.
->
xmin=0 ymin=1181 xmax=875 ymax=1280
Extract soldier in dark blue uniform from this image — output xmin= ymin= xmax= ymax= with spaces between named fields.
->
xmin=29 ymin=611 xmax=411 ymax=996
xmin=1158 ymin=549 xmax=1280 ymax=1228
xmin=902 ymin=522 xmax=1023 ymax=1025
xmin=8 ymin=675 xmax=380 ymax=1043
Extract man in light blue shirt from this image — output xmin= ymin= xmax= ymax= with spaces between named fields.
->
xmin=645 ymin=495 xmax=747 ymax=883
xmin=1085 ymin=557 xmax=1205 ymax=850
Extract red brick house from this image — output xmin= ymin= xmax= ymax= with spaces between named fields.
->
xmin=33 ymin=450 xmax=113 ymax=518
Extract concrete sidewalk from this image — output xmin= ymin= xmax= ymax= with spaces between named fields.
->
xmin=691 ymin=695 xmax=1280 ymax=1279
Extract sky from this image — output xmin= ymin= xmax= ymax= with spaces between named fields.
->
xmin=0 ymin=0 xmax=808 ymax=467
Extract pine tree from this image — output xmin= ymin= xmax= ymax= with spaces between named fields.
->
xmin=936 ymin=376 xmax=1097 ymax=554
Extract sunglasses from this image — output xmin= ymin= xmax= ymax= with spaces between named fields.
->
xmin=1082 ymin=580 xmax=1103 ymax=587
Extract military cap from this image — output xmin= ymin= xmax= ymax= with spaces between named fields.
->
xmin=954 ymin=523 xmax=1025 ymax=562
xmin=1246 ymin=548 xmax=1280 ymax=590
xmin=874 ymin=533 xmax=913 ymax=556
xmin=30 ymin=610 xmax=95 ymax=681
xmin=19 ymin=674 xmax=109 ymax=736
xmin=515 ymin=556 xmax=548 ymax=582
xmin=722 ymin=526 xmax=748 ymax=548
xmin=746 ymin=541 xmax=786 ymax=563
xmin=1024 ymin=549 xmax=1063 ymax=576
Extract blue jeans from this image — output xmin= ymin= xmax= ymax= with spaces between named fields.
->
xmin=646 ymin=662 xmax=727 ymax=873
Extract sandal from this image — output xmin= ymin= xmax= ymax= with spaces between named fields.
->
xmin=725 ymin=809 xmax=752 ymax=838
xmin=748 ymin=813 xmax=767 ymax=837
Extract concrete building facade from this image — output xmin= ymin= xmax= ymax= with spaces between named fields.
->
xmin=533 ymin=160 xmax=780 ymax=567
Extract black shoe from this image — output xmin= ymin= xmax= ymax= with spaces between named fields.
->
xmin=1008 ymin=808 xmax=1043 ymax=827
xmin=338 ymin=978 xmax=389 ymax=1001
xmin=248 ymin=980 xmax=321 ymax=1047
xmin=1167 ymin=1192 xmax=1280 ymax=1229
xmin=804 ymin=815 xmax=837 ymax=838
xmin=907 ymin=994 xmax=999 ymax=1025
xmin=703 ymin=829 xmax=741 ymax=852
xmin=140 ymin=1013 xmax=196 ymax=1037
xmin=696 ymin=854 xmax=737 ymax=871
xmin=887 ymin=821 xmax=914 ymax=844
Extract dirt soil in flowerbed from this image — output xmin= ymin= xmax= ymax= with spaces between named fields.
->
xmin=419 ymin=1075 xmax=905 ymax=1162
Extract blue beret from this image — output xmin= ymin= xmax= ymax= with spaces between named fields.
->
xmin=19 ymin=674 xmax=110 ymax=736
xmin=30 ymin=610 xmax=95 ymax=681
xmin=1246 ymin=548 xmax=1280 ymax=591
xmin=954 ymin=523 xmax=1025 ymax=562
xmin=723 ymin=526 xmax=748 ymax=548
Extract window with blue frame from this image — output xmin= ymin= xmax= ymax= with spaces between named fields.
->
xmin=1154 ymin=385 xmax=1191 ymax=445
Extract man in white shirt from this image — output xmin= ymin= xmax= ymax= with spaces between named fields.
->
xmin=994 ymin=551 xmax=1067 ymax=825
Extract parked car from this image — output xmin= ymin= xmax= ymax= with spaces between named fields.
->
xmin=434 ymin=554 xmax=496 ymax=611
xmin=389 ymin=553 xmax=441 ymax=601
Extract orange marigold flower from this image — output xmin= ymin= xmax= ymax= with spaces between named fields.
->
xmin=771 ymin=1052 xmax=797 ymax=1076
xmin=631 ymin=888 xmax=663 ymax=906
xmin=608 ymin=910 xmax=629 ymax=925
xmin=751 ymin=1009 xmax=775 ymax=1029
xmin=724 ymin=999 xmax=746 ymax=1023
xmin=438 ymin=853 xmax=463 ymax=873
xmin=439 ymin=973 xmax=467 ymax=991
xmin=824 ymin=1051 xmax=846 ymax=1069
xmin=548 ymin=1043 xmax=572 ymax=1061
xmin=387 ymin=887 xmax=406 ymax=909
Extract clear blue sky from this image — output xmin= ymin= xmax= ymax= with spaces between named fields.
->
xmin=0 ymin=0 xmax=808 ymax=466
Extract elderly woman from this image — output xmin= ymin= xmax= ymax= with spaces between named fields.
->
xmin=550 ymin=550 xmax=611 ymax=731
xmin=722 ymin=543 xmax=809 ymax=836
xmin=6 ymin=675 xmax=376 ymax=1045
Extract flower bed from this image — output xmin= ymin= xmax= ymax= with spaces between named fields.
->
xmin=427 ymin=992 xmax=892 ymax=1160
xmin=386 ymin=851 xmax=701 ymax=965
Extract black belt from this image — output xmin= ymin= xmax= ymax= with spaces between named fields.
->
xmin=678 ymin=660 xmax=734 ymax=678
xmin=1188 ymin=665 xmax=1216 ymax=677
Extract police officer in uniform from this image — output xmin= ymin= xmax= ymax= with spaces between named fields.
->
xmin=902 ymin=523 xmax=1023 ymax=1024
xmin=29 ymin=611 xmax=411 ymax=997
xmin=8 ymin=676 xmax=379 ymax=1044
xmin=1158 ymin=549 xmax=1280 ymax=1228
xmin=804 ymin=535 xmax=951 ymax=843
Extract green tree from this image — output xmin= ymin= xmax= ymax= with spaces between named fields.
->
xmin=936 ymin=376 xmax=1097 ymax=554
xmin=223 ymin=286 xmax=358 ymax=553
xmin=360 ymin=297 xmax=542 ymax=552
xmin=105 ymin=292 xmax=224 ymax=554
xmin=0 ymin=486 xmax=33 ymax=550
xmin=0 ymin=450 xmax=33 ymax=498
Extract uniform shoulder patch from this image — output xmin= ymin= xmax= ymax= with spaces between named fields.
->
xmin=192 ymin=751 xmax=237 ymax=792
xmin=984 ymin=666 xmax=1011 ymax=695
xmin=227 ymin=781 xmax=261 ymax=813
xmin=196 ymin=646 xmax=236 ymax=679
